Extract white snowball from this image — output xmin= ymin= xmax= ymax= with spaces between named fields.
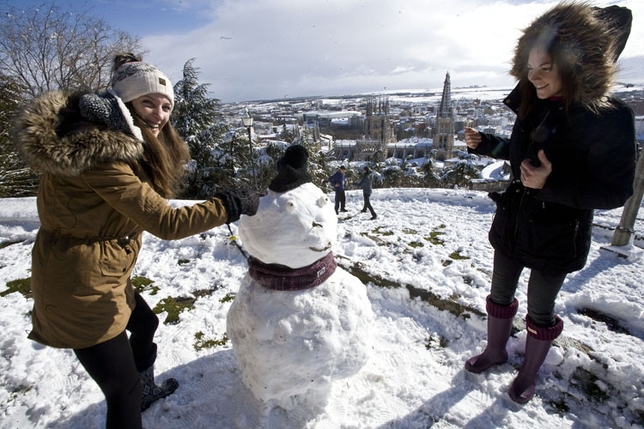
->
xmin=238 ymin=183 xmax=337 ymax=268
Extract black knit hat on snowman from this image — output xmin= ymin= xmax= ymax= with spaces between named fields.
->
xmin=269 ymin=145 xmax=312 ymax=192
xmin=110 ymin=61 xmax=174 ymax=108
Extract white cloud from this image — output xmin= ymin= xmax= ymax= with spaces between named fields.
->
xmin=142 ymin=0 xmax=644 ymax=102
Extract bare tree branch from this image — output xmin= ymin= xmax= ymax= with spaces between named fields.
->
xmin=0 ymin=1 xmax=144 ymax=97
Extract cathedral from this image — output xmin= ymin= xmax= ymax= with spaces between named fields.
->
xmin=433 ymin=72 xmax=456 ymax=161
xmin=333 ymin=96 xmax=396 ymax=162
xmin=333 ymin=72 xmax=456 ymax=162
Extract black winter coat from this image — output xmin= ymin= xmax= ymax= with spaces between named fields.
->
xmin=471 ymin=96 xmax=636 ymax=273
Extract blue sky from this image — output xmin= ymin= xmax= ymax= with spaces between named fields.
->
xmin=12 ymin=0 xmax=216 ymax=39
xmin=86 ymin=0 xmax=214 ymax=37
xmin=9 ymin=0 xmax=644 ymax=102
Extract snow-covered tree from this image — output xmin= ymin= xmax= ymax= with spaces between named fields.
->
xmin=278 ymin=124 xmax=298 ymax=144
xmin=439 ymin=161 xmax=481 ymax=188
xmin=171 ymin=59 xmax=231 ymax=198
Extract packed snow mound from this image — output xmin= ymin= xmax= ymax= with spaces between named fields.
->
xmin=227 ymin=183 xmax=374 ymax=417
xmin=238 ymin=183 xmax=338 ymax=268
xmin=226 ymin=269 xmax=373 ymax=411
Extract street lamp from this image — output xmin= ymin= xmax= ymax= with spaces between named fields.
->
xmin=242 ymin=111 xmax=257 ymax=188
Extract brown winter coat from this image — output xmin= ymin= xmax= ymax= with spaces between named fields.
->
xmin=12 ymin=91 xmax=229 ymax=349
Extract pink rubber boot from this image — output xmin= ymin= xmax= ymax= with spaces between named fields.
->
xmin=509 ymin=315 xmax=564 ymax=404
xmin=465 ymin=295 xmax=519 ymax=374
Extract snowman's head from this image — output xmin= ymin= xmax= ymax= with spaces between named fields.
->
xmin=239 ymin=183 xmax=337 ymax=268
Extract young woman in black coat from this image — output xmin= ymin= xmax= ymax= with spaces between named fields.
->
xmin=463 ymin=2 xmax=636 ymax=404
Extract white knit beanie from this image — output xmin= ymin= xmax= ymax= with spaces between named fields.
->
xmin=111 ymin=61 xmax=174 ymax=108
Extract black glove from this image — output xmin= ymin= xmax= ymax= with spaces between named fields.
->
xmin=214 ymin=189 xmax=263 ymax=223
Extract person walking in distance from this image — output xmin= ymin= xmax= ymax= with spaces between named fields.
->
xmin=463 ymin=3 xmax=636 ymax=404
xmin=328 ymin=165 xmax=347 ymax=214
xmin=12 ymin=53 xmax=260 ymax=428
xmin=358 ymin=166 xmax=377 ymax=220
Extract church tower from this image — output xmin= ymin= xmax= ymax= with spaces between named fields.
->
xmin=363 ymin=96 xmax=395 ymax=150
xmin=364 ymin=96 xmax=393 ymax=144
xmin=433 ymin=72 xmax=455 ymax=160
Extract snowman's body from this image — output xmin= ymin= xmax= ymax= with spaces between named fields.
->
xmin=226 ymin=182 xmax=373 ymax=415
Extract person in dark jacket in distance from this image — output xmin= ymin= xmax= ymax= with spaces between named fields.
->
xmin=328 ymin=165 xmax=347 ymax=214
xmin=11 ymin=53 xmax=260 ymax=429
xmin=357 ymin=166 xmax=377 ymax=220
xmin=463 ymin=2 xmax=636 ymax=405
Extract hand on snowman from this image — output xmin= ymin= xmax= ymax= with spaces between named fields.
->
xmin=214 ymin=189 xmax=264 ymax=223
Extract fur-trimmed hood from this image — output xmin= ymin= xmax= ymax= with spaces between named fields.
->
xmin=12 ymin=91 xmax=144 ymax=177
xmin=509 ymin=2 xmax=630 ymax=111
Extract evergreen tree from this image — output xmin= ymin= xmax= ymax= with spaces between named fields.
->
xmin=171 ymin=58 xmax=231 ymax=198
xmin=439 ymin=160 xmax=481 ymax=189
xmin=250 ymin=125 xmax=332 ymax=192
xmin=307 ymin=146 xmax=332 ymax=190
xmin=0 ymin=75 xmax=39 ymax=197
xmin=228 ymin=127 xmax=258 ymax=190
xmin=278 ymin=123 xmax=298 ymax=143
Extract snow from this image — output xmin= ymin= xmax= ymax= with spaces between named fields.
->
xmin=227 ymin=184 xmax=373 ymax=421
xmin=236 ymin=184 xmax=339 ymax=268
xmin=1 ymin=188 xmax=643 ymax=429
xmin=481 ymin=160 xmax=511 ymax=182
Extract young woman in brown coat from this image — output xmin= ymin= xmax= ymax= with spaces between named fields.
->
xmin=12 ymin=53 xmax=260 ymax=428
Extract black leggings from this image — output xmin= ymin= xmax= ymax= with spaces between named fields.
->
xmin=334 ymin=190 xmax=346 ymax=212
xmin=73 ymin=292 xmax=159 ymax=429
xmin=489 ymin=251 xmax=567 ymax=326
xmin=362 ymin=193 xmax=376 ymax=217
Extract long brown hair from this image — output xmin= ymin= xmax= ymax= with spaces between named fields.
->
xmin=510 ymin=2 xmax=617 ymax=120
xmin=111 ymin=53 xmax=190 ymax=198
xmin=130 ymin=113 xmax=190 ymax=198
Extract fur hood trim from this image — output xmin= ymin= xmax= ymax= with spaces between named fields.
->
xmin=12 ymin=91 xmax=144 ymax=177
xmin=510 ymin=2 xmax=620 ymax=110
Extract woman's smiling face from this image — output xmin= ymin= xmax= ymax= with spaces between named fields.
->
xmin=527 ymin=46 xmax=563 ymax=99
xmin=130 ymin=93 xmax=172 ymax=136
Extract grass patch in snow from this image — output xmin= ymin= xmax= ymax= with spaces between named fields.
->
xmin=571 ymin=367 xmax=610 ymax=402
xmin=132 ymin=275 xmax=159 ymax=295
xmin=425 ymin=332 xmax=449 ymax=349
xmin=547 ymin=396 xmax=570 ymax=413
xmin=153 ymin=296 xmax=196 ymax=324
xmin=372 ymin=226 xmax=394 ymax=236
xmin=220 ymin=292 xmax=235 ymax=303
xmin=194 ymin=331 xmax=229 ymax=351
xmin=0 ymin=277 xmax=31 ymax=298
xmin=0 ymin=239 xmax=25 ymax=249
xmin=153 ymin=288 xmax=218 ymax=324
xmin=449 ymin=250 xmax=469 ymax=260
xmin=578 ymin=308 xmax=630 ymax=335
xmin=340 ymin=259 xmax=481 ymax=319
xmin=425 ymin=224 xmax=447 ymax=245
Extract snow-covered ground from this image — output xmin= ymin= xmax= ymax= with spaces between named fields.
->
xmin=1 ymin=188 xmax=643 ymax=428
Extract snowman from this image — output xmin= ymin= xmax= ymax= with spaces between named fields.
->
xmin=226 ymin=145 xmax=374 ymax=422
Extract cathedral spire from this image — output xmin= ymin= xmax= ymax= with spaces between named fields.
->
xmin=433 ymin=71 xmax=455 ymax=161
xmin=438 ymin=71 xmax=452 ymax=118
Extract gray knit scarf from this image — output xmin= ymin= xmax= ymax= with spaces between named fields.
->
xmin=248 ymin=252 xmax=337 ymax=291
xmin=79 ymin=91 xmax=143 ymax=141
